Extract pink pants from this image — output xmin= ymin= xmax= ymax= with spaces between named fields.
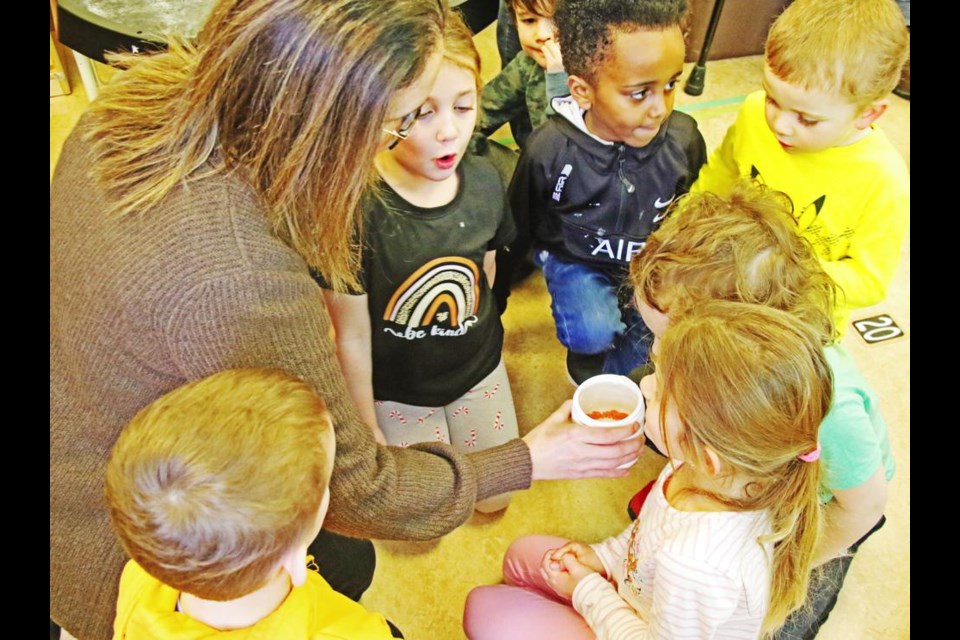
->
xmin=463 ymin=535 xmax=596 ymax=640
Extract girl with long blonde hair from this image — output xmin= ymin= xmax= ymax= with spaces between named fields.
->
xmin=628 ymin=182 xmax=895 ymax=638
xmin=465 ymin=301 xmax=830 ymax=639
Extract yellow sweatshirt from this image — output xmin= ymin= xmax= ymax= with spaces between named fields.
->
xmin=693 ymin=91 xmax=910 ymax=334
xmin=113 ymin=560 xmax=395 ymax=639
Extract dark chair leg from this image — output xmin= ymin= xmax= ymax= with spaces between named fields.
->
xmin=685 ymin=0 xmax=727 ymax=96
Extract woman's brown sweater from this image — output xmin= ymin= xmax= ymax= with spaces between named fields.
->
xmin=50 ymin=120 xmax=532 ymax=639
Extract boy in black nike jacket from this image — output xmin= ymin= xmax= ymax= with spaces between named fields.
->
xmin=509 ymin=0 xmax=706 ymax=383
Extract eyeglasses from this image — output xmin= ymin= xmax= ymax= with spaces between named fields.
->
xmin=382 ymin=105 xmax=422 ymax=150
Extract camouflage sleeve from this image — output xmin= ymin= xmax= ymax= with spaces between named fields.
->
xmin=479 ymin=54 xmax=529 ymax=137
xmin=544 ymin=70 xmax=570 ymax=116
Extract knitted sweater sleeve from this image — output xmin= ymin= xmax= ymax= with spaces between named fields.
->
xmin=165 ymin=205 xmax=531 ymax=541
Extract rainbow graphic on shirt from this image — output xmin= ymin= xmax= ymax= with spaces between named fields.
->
xmin=383 ymin=257 xmax=481 ymax=333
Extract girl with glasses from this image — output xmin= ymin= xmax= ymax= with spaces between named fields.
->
xmin=320 ymin=9 xmax=519 ymax=513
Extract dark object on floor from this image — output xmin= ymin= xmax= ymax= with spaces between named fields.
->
xmin=566 ymin=350 xmax=606 ymax=385
xmin=684 ymin=0 xmax=791 ymax=94
xmin=306 ymin=529 xmax=376 ymax=602
xmin=388 ymin=619 xmax=406 ymax=638
xmin=686 ymin=0 xmax=790 ymax=63
xmin=627 ymin=479 xmax=657 ymax=520
xmin=684 ymin=0 xmax=727 ymax=95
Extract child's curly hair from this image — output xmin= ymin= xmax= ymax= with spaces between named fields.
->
xmin=630 ymin=179 xmax=839 ymax=346
xmin=555 ymin=0 xmax=688 ymax=81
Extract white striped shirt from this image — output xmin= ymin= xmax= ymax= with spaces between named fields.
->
xmin=573 ymin=463 xmax=773 ymax=639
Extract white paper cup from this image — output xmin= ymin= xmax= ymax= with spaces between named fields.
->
xmin=571 ymin=374 xmax=645 ymax=469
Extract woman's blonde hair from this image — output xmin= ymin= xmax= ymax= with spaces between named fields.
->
xmin=105 ymin=368 xmax=334 ymax=601
xmin=655 ymin=301 xmax=831 ymax=634
xmin=443 ymin=10 xmax=483 ymax=97
xmin=765 ymin=0 xmax=909 ymax=108
xmin=630 ymin=180 xmax=838 ymax=345
xmin=84 ymin=0 xmax=445 ymax=292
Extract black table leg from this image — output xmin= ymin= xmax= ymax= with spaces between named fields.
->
xmin=684 ymin=0 xmax=727 ymax=96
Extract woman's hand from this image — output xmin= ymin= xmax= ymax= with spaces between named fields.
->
xmin=542 ymin=38 xmax=564 ymax=74
xmin=522 ymin=400 xmax=645 ymax=480
xmin=540 ymin=544 xmax=598 ymax=600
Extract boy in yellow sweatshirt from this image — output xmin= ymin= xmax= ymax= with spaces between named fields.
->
xmin=692 ymin=0 xmax=909 ymax=336
xmin=105 ymin=368 xmax=398 ymax=639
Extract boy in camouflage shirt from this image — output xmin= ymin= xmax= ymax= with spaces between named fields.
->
xmin=481 ymin=0 xmax=569 ymax=311
xmin=479 ymin=0 xmax=569 ymax=148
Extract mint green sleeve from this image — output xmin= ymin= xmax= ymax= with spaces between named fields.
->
xmin=819 ymin=389 xmax=884 ymax=494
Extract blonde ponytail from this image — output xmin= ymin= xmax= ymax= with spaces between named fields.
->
xmin=758 ymin=457 xmax=823 ymax=634
xmin=656 ymin=301 xmax=832 ymax=633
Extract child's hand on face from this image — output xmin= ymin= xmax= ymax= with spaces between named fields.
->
xmin=542 ymin=38 xmax=564 ymax=74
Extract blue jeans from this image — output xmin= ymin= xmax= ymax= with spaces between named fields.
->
xmin=538 ymin=249 xmax=652 ymax=375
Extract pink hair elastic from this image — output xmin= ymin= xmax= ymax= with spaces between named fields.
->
xmin=798 ymin=444 xmax=821 ymax=463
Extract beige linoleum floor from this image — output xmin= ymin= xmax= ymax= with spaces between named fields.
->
xmin=51 ymin=19 xmax=909 ymax=640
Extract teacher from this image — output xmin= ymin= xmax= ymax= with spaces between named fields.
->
xmin=50 ymin=1 xmax=643 ymax=638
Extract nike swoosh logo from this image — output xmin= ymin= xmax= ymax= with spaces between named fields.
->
xmin=652 ymin=210 xmax=669 ymax=223
xmin=654 ymin=195 xmax=675 ymax=209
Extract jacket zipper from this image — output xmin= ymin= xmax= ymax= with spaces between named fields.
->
xmin=617 ymin=144 xmax=635 ymax=224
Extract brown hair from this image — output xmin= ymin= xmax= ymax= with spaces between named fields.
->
xmin=508 ymin=0 xmax=557 ymax=21
xmin=765 ymin=0 xmax=909 ymax=107
xmin=84 ymin=0 xmax=444 ymax=292
xmin=630 ymin=180 xmax=838 ymax=345
xmin=655 ymin=301 xmax=830 ymax=634
xmin=105 ymin=368 xmax=335 ymax=600
xmin=443 ymin=10 xmax=483 ymax=96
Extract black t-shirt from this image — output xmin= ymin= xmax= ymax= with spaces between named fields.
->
xmin=356 ymin=154 xmax=516 ymax=406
